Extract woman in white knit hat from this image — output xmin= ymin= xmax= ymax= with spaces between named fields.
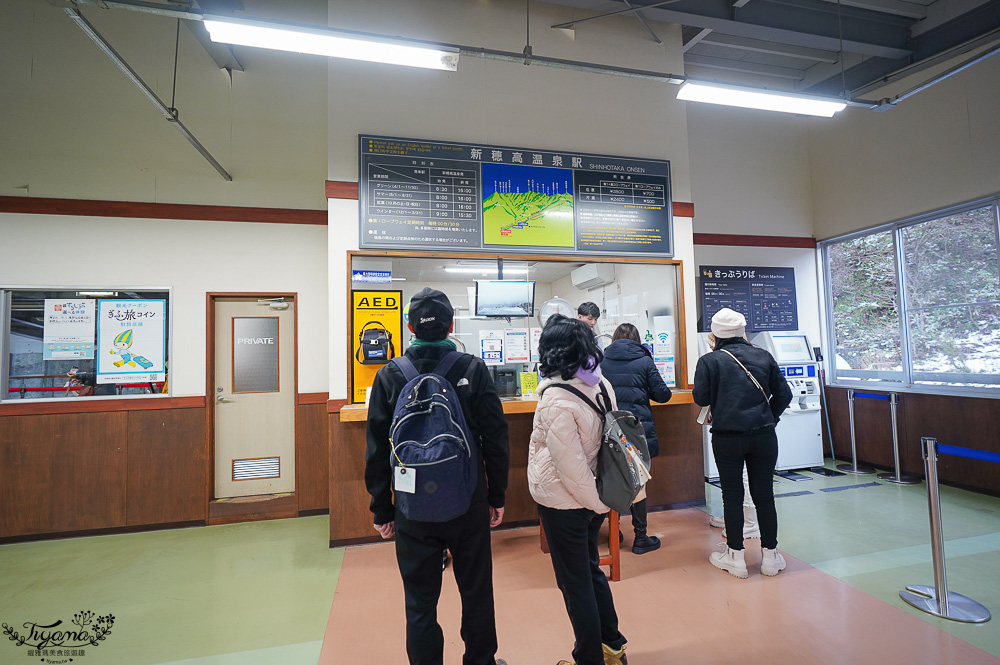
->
xmin=693 ymin=308 xmax=793 ymax=578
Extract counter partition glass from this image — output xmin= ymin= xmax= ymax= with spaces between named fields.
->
xmin=347 ymin=252 xmax=685 ymax=404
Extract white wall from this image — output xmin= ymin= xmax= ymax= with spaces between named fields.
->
xmin=0 ymin=214 xmax=329 ymax=396
xmin=692 ymin=245 xmax=823 ymax=351
xmin=326 ymin=0 xmax=694 ymax=397
xmin=0 ymin=0 xmax=328 ymax=209
xmin=687 ymin=104 xmax=815 ymax=237
xmin=808 ymin=51 xmax=1000 ymax=240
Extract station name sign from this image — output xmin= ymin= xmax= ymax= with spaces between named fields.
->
xmin=358 ymin=135 xmax=673 ymax=257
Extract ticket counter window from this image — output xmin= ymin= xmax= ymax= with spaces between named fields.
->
xmin=349 ymin=255 xmax=682 ymax=402
xmin=1 ymin=288 xmax=171 ymax=401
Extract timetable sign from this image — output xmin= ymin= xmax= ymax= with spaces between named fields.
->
xmin=359 ymin=135 xmax=673 ymax=257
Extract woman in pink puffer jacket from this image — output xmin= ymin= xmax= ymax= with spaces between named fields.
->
xmin=528 ymin=315 xmax=628 ymax=665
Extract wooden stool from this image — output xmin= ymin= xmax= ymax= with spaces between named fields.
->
xmin=538 ymin=509 xmax=621 ymax=582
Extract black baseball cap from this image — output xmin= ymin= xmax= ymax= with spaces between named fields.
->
xmin=408 ymin=288 xmax=454 ymax=338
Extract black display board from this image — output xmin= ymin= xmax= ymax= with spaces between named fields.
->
xmin=699 ymin=266 xmax=798 ymax=332
xmin=359 ymin=135 xmax=673 ymax=257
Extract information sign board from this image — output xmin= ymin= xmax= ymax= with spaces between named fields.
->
xmin=699 ymin=266 xmax=797 ymax=332
xmin=359 ymin=135 xmax=673 ymax=257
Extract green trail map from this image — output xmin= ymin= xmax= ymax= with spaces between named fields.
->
xmin=483 ymin=191 xmax=574 ymax=247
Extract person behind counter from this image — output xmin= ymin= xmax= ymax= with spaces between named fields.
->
xmin=600 ymin=323 xmax=672 ymax=554
xmin=364 ymin=287 xmax=510 ymax=665
xmin=693 ymin=308 xmax=792 ymax=579
xmin=577 ymin=301 xmax=601 ymax=332
xmin=528 ymin=314 xmax=628 ymax=665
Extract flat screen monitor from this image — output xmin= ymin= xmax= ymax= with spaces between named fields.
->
xmin=770 ymin=334 xmax=813 ymax=362
xmin=475 ymin=280 xmax=535 ymax=317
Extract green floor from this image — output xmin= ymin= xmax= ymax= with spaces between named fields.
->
xmin=0 ymin=516 xmax=342 ymax=665
xmin=2 ymin=461 xmax=999 ymax=664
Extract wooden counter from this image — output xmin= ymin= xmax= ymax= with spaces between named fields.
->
xmin=329 ymin=392 xmax=705 ymax=547
xmin=338 ymin=391 xmax=696 ymax=421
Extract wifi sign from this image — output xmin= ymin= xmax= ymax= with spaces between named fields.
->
xmin=657 ymin=332 xmax=669 ymax=344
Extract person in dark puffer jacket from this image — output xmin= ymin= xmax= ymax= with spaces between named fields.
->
xmin=693 ymin=308 xmax=793 ymax=579
xmin=600 ymin=323 xmax=672 ymax=554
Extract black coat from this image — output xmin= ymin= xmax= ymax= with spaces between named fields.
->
xmin=693 ymin=337 xmax=793 ymax=434
xmin=600 ymin=339 xmax=672 ymax=457
xmin=364 ymin=344 xmax=510 ymax=525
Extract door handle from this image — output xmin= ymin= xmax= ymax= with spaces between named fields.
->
xmin=216 ymin=395 xmax=233 ymax=403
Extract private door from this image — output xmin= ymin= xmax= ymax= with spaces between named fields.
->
xmin=213 ymin=297 xmax=296 ymax=499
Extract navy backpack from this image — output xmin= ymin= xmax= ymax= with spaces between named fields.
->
xmin=388 ymin=351 xmax=477 ymax=522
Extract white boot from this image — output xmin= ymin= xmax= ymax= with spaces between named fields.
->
xmin=742 ymin=505 xmax=760 ymax=539
xmin=761 ymin=548 xmax=787 ymax=576
xmin=709 ymin=544 xmax=748 ymax=578
xmin=709 ymin=514 xmax=724 ymax=528
xmin=719 ymin=508 xmax=761 ymax=540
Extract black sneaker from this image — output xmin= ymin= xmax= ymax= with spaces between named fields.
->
xmin=442 ymin=549 xmax=450 ymax=571
xmin=631 ymin=534 xmax=661 ymax=555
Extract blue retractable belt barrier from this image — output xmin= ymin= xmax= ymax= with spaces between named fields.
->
xmin=852 ymin=392 xmax=890 ymax=400
xmin=937 ymin=444 xmax=1000 ymax=464
xmin=900 ymin=437 xmax=992 ymax=623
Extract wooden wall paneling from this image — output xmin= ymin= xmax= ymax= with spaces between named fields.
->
xmin=646 ymin=403 xmax=707 ymax=508
xmin=329 ymin=417 xmax=377 ymax=544
xmin=126 ymin=408 xmax=208 ymax=526
xmin=0 ymin=413 xmax=128 ymax=537
xmin=296 ymin=402 xmax=330 ymax=513
xmin=850 ymin=393 xmax=897 ymax=470
xmin=824 ymin=387 xmax=853 ymax=462
xmin=499 ymin=413 xmax=536 ymax=524
xmin=901 ymin=393 xmax=1000 ymax=495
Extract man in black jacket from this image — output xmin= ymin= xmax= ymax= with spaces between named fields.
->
xmin=365 ymin=287 xmax=510 ymax=665
xmin=693 ymin=308 xmax=792 ymax=579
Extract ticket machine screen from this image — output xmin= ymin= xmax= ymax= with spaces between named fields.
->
xmin=770 ymin=334 xmax=813 ymax=362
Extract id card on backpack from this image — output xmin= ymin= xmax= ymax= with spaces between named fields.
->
xmin=394 ymin=466 xmax=416 ymax=493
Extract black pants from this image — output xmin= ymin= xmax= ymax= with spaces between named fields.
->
xmin=630 ymin=498 xmax=648 ymax=537
xmin=538 ymin=505 xmax=626 ymax=665
xmin=394 ymin=498 xmax=497 ymax=665
xmin=712 ymin=428 xmax=779 ymax=550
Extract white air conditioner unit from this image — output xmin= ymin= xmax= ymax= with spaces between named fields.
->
xmin=571 ymin=263 xmax=616 ymax=290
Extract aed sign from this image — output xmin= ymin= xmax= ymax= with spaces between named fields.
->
xmin=233 ymin=317 xmax=279 ymax=393
xmin=352 ymin=290 xmax=402 ymax=404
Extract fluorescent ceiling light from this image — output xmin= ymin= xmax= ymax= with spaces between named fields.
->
xmin=444 ymin=267 xmax=530 ymax=274
xmin=203 ymin=18 xmax=459 ymax=71
xmin=676 ymin=80 xmax=847 ymax=117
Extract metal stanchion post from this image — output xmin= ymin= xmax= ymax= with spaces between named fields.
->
xmin=877 ymin=393 xmax=921 ymax=484
xmin=899 ymin=437 xmax=991 ymax=623
xmin=837 ymin=389 xmax=875 ymax=474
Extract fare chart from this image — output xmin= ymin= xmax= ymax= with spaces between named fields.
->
xmin=359 ymin=135 xmax=673 ymax=257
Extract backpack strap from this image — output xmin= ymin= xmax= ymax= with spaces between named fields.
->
xmin=596 ymin=381 xmax=614 ymax=414
xmin=547 ymin=383 xmax=605 ymax=419
xmin=432 ymin=351 xmax=464 ymax=380
xmin=392 ymin=356 xmax=419 ymax=383
xmin=393 ymin=351 xmax=464 ymax=384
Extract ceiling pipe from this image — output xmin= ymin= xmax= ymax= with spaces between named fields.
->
xmin=870 ymin=42 xmax=1000 ymax=112
xmin=57 ymin=0 xmax=687 ymax=85
xmin=852 ymin=26 xmax=1000 ymax=98
xmin=62 ymin=6 xmax=233 ymax=180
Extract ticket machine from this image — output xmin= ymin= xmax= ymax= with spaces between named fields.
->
xmin=700 ymin=331 xmax=824 ymax=478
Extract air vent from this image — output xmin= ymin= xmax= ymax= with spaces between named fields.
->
xmin=232 ymin=457 xmax=280 ymax=481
